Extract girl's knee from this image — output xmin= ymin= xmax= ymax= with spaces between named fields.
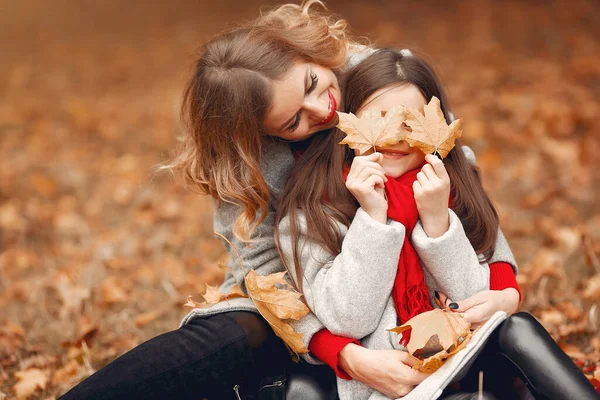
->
xmin=496 ymin=312 xmax=543 ymax=351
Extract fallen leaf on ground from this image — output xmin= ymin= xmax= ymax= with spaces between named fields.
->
xmin=404 ymin=97 xmax=462 ymax=158
xmin=13 ymin=368 xmax=49 ymax=399
xmin=584 ymin=275 xmax=600 ymax=300
xmin=338 ymin=106 xmax=405 ymax=154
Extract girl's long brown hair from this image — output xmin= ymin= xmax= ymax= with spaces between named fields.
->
xmin=276 ymin=49 xmax=499 ymax=291
xmin=167 ymin=1 xmax=352 ymax=241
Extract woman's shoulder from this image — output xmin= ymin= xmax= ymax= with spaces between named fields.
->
xmin=259 ymin=137 xmax=295 ymax=196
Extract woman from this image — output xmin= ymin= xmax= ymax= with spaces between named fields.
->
xmin=60 ymin=2 xmax=404 ymax=399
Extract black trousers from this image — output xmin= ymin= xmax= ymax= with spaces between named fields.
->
xmin=60 ymin=311 xmax=294 ymax=400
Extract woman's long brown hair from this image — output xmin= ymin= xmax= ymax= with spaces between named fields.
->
xmin=276 ymin=49 xmax=499 ymax=291
xmin=166 ymin=1 xmax=352 ymax=241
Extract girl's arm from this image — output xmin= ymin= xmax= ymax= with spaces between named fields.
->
xmin=278 ymin=208 xmax=405 ymax=338
xmin=410 ymin=154 xmax=518 ymax=301
xmin=412 ymin=209 xmax=491 ymax=300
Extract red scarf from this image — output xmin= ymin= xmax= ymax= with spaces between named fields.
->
xmin=385 ymin=168 xmax=433 ymax=325
xmin=342 ymin=166 xmax=433 ymax=327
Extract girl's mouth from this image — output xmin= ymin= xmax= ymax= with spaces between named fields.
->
xmin=377 ymin=148 xmax=409 ymax=159
xmin=316 ymin=90 xmax=337 ymax=126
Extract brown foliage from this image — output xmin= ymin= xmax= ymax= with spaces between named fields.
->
xmin=1 ymin=0 xmax=599 ymax=397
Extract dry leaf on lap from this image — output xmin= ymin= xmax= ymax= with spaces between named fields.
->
xmin=184 ymin=284 xmax=247 ymax=308
xmin=337 ymin=106 xmax=405 ymax=154
xmin=390 ymin=308 xmax=473 ymax=373
xmin=246 ymin=269 xmax=309 ymax=355
xmin=404 ymin=97 xmax=462 ymax=159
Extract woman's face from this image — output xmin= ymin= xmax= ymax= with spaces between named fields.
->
xmin=263 ymin=61 xmax=341 ymax=141
xmin=357 ymin=84 xmax=427 ymax=179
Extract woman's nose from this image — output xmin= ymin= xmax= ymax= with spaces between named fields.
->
xmin=303 ymin=93 xmax=330 ymax=123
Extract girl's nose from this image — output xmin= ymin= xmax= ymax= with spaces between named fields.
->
xmin=303 ymin=92 xmax=330 ymax=123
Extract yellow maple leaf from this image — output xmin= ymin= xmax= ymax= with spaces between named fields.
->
xmin=211 ymin=232 xmax=310 ymax=356
xmin=390 ymin=308 xmax=473 ymax=373
xmin=403 ymin=97 xmax=462 ymax=159
xmin=338 ymin=105 xmax=405 ymax=154
xmin=246 ymin=270 xmax=309 ymax=355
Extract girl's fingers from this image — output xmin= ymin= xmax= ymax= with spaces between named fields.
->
xmin=412 ymin=180 xmax=422 ymax=196
xmin=355 ymin=167 xmax=387 ymax=184
xmin=364 ymin=175 xmax=385 ymax=189
xmin=421 ymin=164 xmax=439 ymax=182
xmin=350 ymin=159 xmax=386 ymax=180
xmin=416 ymin=171 xmax=430 ymax=188
xmin=425 ymin=154 xmax=450 ymax=181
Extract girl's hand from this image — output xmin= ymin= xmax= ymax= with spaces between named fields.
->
xmin=439 ymin=289 xmax=520 ymax=328
xmin=338 ymin=344 xmax=430 ymax=398
xmin=346 ymin=153 xmax=388 ymax=224
xmin=413 ymin=154 xmax=451 ymax=238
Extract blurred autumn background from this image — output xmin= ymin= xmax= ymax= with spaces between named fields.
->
xmin=1 ymin=0 xmax=599 ymax=397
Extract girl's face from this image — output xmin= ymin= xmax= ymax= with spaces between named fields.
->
xmin=263 ymin=61 xmax=341 ymax=141
xmin=357 ymin=84 xmax=427 ymax=179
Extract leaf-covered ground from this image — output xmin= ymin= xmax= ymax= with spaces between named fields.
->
xmin=1 ymin=0 xmax=599 ymax=398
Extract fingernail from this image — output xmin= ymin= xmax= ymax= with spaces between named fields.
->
xmin=434 ymin=291 xmax=440 ymax=300
xmin=449 ymin=302 xmax=459 ymax=310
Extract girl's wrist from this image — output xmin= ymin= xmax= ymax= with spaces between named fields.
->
xmin=420 ymin=210 xmax=450 ymax=238
xmin=338 ymin=343 xmax=363 ymax=377
xmin=501 ymin=288 xmax=520 ymax=313
xmin=363 ymin=207 xmax=388 ymax=224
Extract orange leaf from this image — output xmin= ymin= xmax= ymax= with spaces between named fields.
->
xmin=404 ymin=97 xmax=462 ymax=159
xmin=337 ymin=106 xmax=405 ymax=154
xmin=390 ymin=309 xmax=472 ymax=373
xmin=184 ymin=284 xmax=248 ymax=308
xmin=245 ymin=270 xmax=309 ymax=355
xmin=13 ymin=368 xmax=49 ymax=399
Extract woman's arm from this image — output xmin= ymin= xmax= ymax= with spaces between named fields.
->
xmin=278 ymin=208 xmax=405 ymax=338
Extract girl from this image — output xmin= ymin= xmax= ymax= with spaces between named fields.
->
xmin=276 ymin=49 xmax=599 ymax=399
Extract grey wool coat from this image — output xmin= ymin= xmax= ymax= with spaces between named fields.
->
xmin=277 ymin=207 xmax=517 ymax=400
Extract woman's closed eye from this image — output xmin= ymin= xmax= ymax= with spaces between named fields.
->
xmin=287 ymin=71 xmax=319 ymax=132
xmin=307 ymin=71 xmax=318 ymax=93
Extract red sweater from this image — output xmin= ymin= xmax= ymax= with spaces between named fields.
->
xmin=309 ymin=262 xmax=520 ymax=379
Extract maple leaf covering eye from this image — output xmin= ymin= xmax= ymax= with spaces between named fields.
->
xmin=403 ymin=96 xmax=462 ymax=159
xmin=336 ymin=105 xmax=405 ymax=154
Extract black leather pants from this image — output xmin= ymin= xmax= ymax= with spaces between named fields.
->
xmin=286 ymin=312 xmax=599 ymax=400
xmin=439 ymin=312 xmax=599 ymax=400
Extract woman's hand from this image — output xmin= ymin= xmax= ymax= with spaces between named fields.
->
xmin=338 ymin=344 xmax=430 ymax=398
xmin=413 ymin=154 xmax=451 ymax=238
xmin=346 ymin=153 xmax=388 ymax=224
xmin=438 ymin=289 xmax=520 ymax=328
